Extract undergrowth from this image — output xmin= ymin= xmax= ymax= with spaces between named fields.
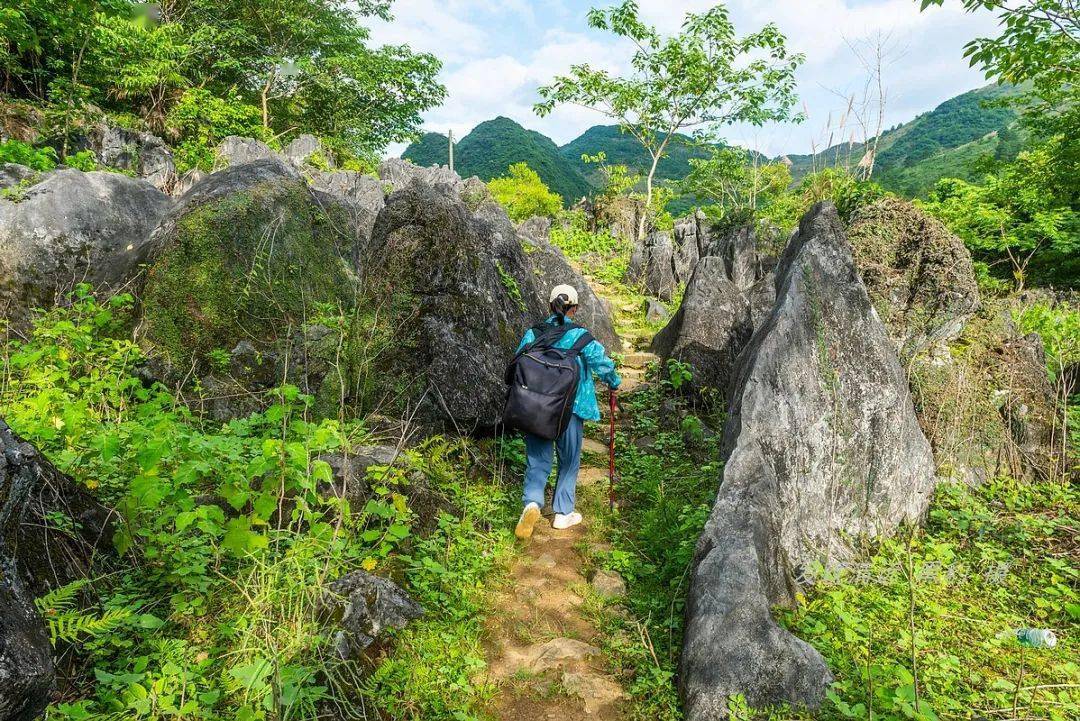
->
xmin=1 ymin=290 xmax=517 ymax=721
xmin=583 ymin=368 xmax=1078 ymax=721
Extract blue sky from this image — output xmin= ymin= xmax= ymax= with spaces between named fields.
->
xmin=370 ymin=0 xmax=1003 ymax=157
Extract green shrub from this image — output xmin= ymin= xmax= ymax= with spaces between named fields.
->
xmin=65 ymin=149 xmax=97 ymax=171
xmin=1013 ymin=302 xmax=1080 ymax=378
xmin=3 ymin=289 xmax=518 ymax=721
xmin=0 ymin=139 xmax=57 ymax=170
xmin=488 ymin=162 xmax=563 ymax=221
xmin=781 ymin=477 xmax=1079 ymax=721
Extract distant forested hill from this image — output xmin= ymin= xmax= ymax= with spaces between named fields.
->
xmin=784 ymin=84 xmax=1021 ymax=196
xmin=402 ymin=117 xmax=591 ymax=203
xmin=401 ymin=84 xmax=1020 ymax=205
xmin=558 ymin=125 xmax=719 ymax=186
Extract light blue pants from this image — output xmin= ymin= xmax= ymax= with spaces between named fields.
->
xmin=522 ymin=414 xmax=583 ymax=515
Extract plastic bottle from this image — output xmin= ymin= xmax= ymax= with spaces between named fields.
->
xmin=1015 ymin=628 xmax=1058 ymax=648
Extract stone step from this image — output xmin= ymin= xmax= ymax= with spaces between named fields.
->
xmin=624 ymin=351 xmax=659 ymax=367
xmin=577 ymin=466 xmax=608 ymax=487
xmin=582 ymin=437 xmax=608 ymax=456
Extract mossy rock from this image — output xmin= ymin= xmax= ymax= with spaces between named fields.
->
xmin=362 ymin=182 xmax=545 ymax=431
xmin=141 ymin=158 xmax=360 ymax=372
xmin=847 ymin=196 xmax=979 ymax=360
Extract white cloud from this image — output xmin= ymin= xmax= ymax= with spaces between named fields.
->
xmin=375 ymin=0 xmax=1006 ymax=157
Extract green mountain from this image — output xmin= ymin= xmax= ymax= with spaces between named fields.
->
xmin=558 ymin=125 xmax=718 ymax=185
xmin=402 ymin=131 xmax=452 ymax=167
xmin=782 ymin=84 xmax=1020 ymax=196
xmin=402 ymin=117 xmax=591 ymax=203
xmin=401 ymin=84 xmax=1021 ymax=206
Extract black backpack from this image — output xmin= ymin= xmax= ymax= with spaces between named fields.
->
xmin=502 ymin=322 xmax=593 ymax=440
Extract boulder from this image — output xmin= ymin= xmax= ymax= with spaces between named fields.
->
xmin=628 ymin=213 xmax=729 ymax=301
xmin=590 ymin=569 xmax=627 ymax=599
xmin=651 ymin=223 xmax=775 ymax=397
xmin=318 ymin=445 xmax=458 ymax=533
xmin=0 ymin=558 xmax=52 ymax=721
xmin=847 ymin=197 xmax=979 ymax=360
xmin=518 ymin=216 xmax=621 ymax=353
xmin=592 ymin=195 xmax=647 ymax=241
xmin=85 ymin=123 xmax=177 ymax=192
xmin=992 ymin=333 xmax=1068 ymax=480
xmin=644 ymin=298 xmax=669 ymax=323
xmin=1 ymin=418 xmax=116 ymax=721
xmin=679 ymin=203 xmax=936 ymax=718
xmin=651 ymin=257 xmax=752 ymax=397
xmin=365 ymin=180 xmax=546 ymax=432
xmin=320 ymin=570 xmax=423 ymax=660
xmin=173 ymin=168 xmax=205 ymax=196
xmin=283 ymin=134 xmax=332 ymax=168
xmin=215 ymin=136 xmax=277 ymax=167
xmin=627 ymin=230 xmax=678 ymax=300
xmin=0 ymin=168 xmax=171 ymax=330
xmin=377 ymin=158 xmax=463 ymax=195
xmin=0 ymin=163 xmax=37 ymax=191
xmin=140 ymin=159 xmax=363 ymax=406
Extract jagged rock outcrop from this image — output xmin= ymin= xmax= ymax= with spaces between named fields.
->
xmin=320 ymin=570 xmax=423 ymax=659
xmin=0 ymin=163 xmax=36 ymax=190
xmin=651 ymin=223 xmax=775 ymax=396
xmin=590 ymin=195 xmax=647 ymax=240
xmin=680 ymin=203 xmax=936 ymax=718
xmin=318 ymin=445 xmax=458 ymax=533
xmin=366 ymin=180 xmax=545 ymax=431
xmin=652 ymin=257 xmax=753 ymax=396
xmin=377 ymin=158 xmax=463 ymax=194
xmin=1 ymin=418 xmax=116 ymax=721
xmin=215 ymin=136 xmax=277 ymax=167
xmin=140 ymin=158 xmax=363 ymax=414
xmin=628 ymin=229 xmax=678 ymax=299
xmin=0 ymin=168 xmax=171 ymax=330
xmin=518 ymin=216 xmax=621 ymax=353
xmin=308 ymin=170 xmax=386 ymax=248
xmin=84 ymin=123 xmax=177 ymax=192
xmin=628 ymin=212 xmax=752 ymax=301
xmin=283 ymin=134 xmax=331 ymax=168
xmin=0 ymin=558 xmax=52 ymax=721
xmin=848 ymin=197 xmax=979 ymax=360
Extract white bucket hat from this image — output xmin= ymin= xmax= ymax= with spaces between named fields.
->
xmin=548 ymin=284 xmax=579 ymax=305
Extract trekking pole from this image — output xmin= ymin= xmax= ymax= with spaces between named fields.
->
xmin=608 ymin=389 xmax=618 ymax=511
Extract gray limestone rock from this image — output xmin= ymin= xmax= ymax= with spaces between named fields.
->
xmin=320 ymin=570 xmax=423 ymax=659
xmin=679 ymin=203 xmax=936 ymax=718
xmin=0 ymin=168 xmax=170 ymax=330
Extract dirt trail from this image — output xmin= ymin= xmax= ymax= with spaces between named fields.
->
xmin=480 ymin=330 xmax=658 ymax=720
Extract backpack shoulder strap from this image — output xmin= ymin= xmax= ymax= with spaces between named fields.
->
xmin=522 ymin=321 xmax=576 ymax=354
xmin=567 ymin=330 xmax=594 ymax=356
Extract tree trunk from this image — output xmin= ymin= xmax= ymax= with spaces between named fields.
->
xmin=260 ymin=71 xmax=276 ymax=130
xmin=638 ymin=151 xmax=663 ymax=243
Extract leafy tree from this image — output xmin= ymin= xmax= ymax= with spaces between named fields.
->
xmin=919 ymin=1 xmax=1079 ymax=198
xmin=920 ymin=137 xmax=1080 ymax=288
xmin=1 ymin=0 xmax=445 ymax=158
xmin=582 ymin=151 xmax=640 ymax=202
xmin=535 ymin=0 xmax=803 ymax=240
xmin=681 ymin=147 xmax=792 ymax=219
xmin=488 ymin=162 xmax=563 ymax=222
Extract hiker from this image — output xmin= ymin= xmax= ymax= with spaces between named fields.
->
xmin=511 ymin=284 xmax=621 ymax=539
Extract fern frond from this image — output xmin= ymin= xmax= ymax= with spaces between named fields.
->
xmin=34 ymin=579 xmax=89 ymax=615
xmin=47 ymin=607 xmax=132 ymax=645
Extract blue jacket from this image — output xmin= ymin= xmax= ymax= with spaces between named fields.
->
xmin=516 ymin=316 xmax=621 ymax=422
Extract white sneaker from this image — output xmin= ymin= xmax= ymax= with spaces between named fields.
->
xmin=551 ymin=512 xmax=583 ymax=530
xmin=515 ymin=502 xmax=541 ymax=539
